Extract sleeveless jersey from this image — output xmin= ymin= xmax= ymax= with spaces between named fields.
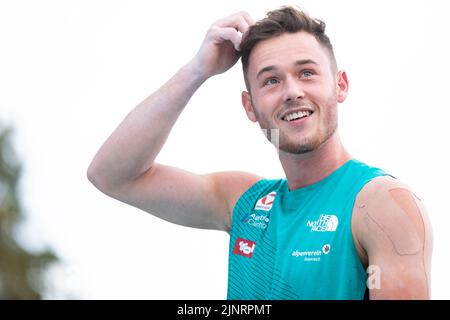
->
xmin=227 ymin=159 xmax=390 ymax=299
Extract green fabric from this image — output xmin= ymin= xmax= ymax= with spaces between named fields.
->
xmin=227 ymin=159 xmax=390 ymax=299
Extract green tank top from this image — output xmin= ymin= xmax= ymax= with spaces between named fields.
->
xmin=227 ymin=159 xmax=390 ymax=300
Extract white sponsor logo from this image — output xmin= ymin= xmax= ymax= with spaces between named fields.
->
xmin=322 ymin=244 xmax=331 ymax=254
xmin=243 ymin=212 xmax=270 ymax=230
xmin=254 ymin=191 xmax=277 ymax=211
xmin=292 ymin=244 xmax=331 ymax=262
xmin=306 ymin=214 xmax=339 ymax=232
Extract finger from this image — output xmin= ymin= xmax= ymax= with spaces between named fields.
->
xmin=214 ymin=15 xmax=249 ymax=34
xmin=213 ymin=12 xmax=252 ymax=34
xmin=240 ymin=11 xmax=255 ymax=27
xmin=212 ymin=27 xmax=243 ymax=51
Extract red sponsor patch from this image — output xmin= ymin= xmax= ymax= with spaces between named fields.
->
xmin=255 ymin=191 xmax=277 ymax=211
xmin=232 ymin=237 xmax=256 ymax=258
xmin=261 ymin=192 xmax=275 ymax=205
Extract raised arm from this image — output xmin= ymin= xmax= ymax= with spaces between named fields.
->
xmin=87 ymin=12 xmax=261 ymax=232
xmin=352 ymin=176 xmax=433 ymax=299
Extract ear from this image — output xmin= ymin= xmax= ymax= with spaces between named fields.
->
xmin=241 ymin=91 xmax=257 ymax=123
xmin=336 ymin=70 xmax=349 ymax=103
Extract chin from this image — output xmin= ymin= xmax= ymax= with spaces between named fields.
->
xmin=280 ymin=144 xmax=315 ymax=155
xmin=279 ymin=138 xmax=316 ymax=154
xmin=280 ymin=123 xmax=337 ymax=154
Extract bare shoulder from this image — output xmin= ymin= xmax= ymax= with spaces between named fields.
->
xmin=355 ymin=175 xmax=418 ymax=205
xmin=353 ymin=175 xmax=431 ymax=253
xmin=352 ymin=175 xmax=433 ymax=299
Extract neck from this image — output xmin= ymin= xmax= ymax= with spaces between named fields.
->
xmin=279 ymin=132 xmax=352 ymax=191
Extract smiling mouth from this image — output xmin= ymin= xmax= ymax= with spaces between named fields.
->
xmin=282 ymin=110 xmax=313 ymax=122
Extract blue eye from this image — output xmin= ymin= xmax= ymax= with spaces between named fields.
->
xmin=301 ymin=70 xmax=314 ymax=78
xmin=264 ymin=78 xmax=279 ymax=86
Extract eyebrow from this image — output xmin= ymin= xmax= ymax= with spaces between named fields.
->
xmin=256 ymin=59 xmax=319 ymax=79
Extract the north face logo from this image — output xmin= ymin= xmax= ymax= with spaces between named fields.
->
xmin=254 ymin=191 xmax=277 ymax=211
xmin=306 ymin=214 xmax=339 ymax=232
xmin=232 ymin=237 xmax=256 ymax=258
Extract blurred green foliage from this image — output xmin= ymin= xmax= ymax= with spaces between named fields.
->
xmin=0 ymin=123 xmax=57 ymax=299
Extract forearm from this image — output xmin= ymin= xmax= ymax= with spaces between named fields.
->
xmin=88 ymin=11 xmax=251 ymax=191
xmin=87 ymin=61 xmax=206 ymax=190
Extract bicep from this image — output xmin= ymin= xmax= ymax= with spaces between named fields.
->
xmin=368 ymin=250 xmax=429 ymax=299
xmin=108 ymin=163 xmax=261 ymax=232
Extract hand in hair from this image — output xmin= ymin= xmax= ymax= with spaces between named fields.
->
xmin=189 ymin=11 xmax=254 ymax=81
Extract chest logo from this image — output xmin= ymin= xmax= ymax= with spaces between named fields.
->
xmin=254 ymin=191 xmax=277 ymax=211
xmin=242 ymin=212 xmax=269 ymax=230
xmin=232 ymin=237 xmax=256 ymax=258
xmin=291 ymin=244 xmax=332 ymax=262
xmin=306 ymin=214 xmax=339 ymax=232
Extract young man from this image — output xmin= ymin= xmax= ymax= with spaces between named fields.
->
xmin=87 ymin=6 xmax=432 ymax=299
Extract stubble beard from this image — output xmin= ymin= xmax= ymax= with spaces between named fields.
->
xmin=278 ymin=116 xmax=337 ymax=154
xmin=254 ymin=101 xmax=338 ymax=155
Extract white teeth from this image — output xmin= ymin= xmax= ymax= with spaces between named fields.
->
xmin=283 ymin=110 xmax=312 ymax=121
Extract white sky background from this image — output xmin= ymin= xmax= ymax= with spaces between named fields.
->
xmin=1 ymin=0 xmax=449 ymax=299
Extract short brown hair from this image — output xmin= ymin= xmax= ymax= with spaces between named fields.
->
xmin=240 ymin=6 xmax=336 ymax=91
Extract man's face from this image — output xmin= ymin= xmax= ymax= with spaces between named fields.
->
xmin=242 ymin=31 xmax=348 ymax=154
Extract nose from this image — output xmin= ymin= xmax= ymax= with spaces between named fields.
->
xmin=283 ymin=75 xmax=305 ymax=102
